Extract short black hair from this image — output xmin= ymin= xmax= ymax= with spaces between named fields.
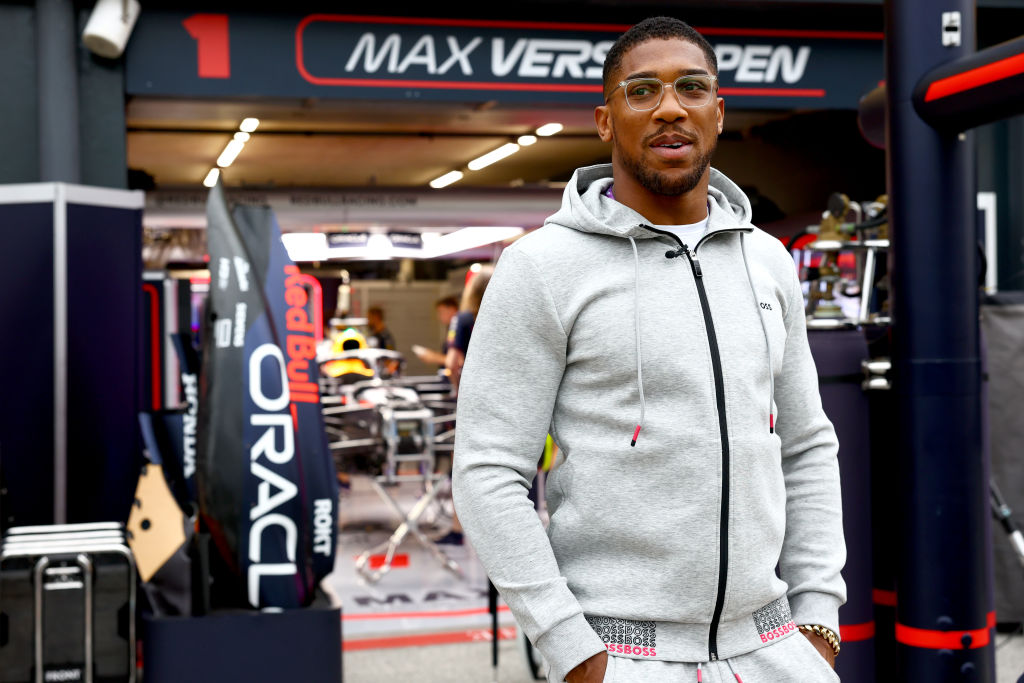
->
xmin=602 ymin=17 xmax=718 ymax=97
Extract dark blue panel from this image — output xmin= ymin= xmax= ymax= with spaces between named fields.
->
xmin=0 ymin=202 xmax=55 ymax=526
xmin=65 ymin=202 xmax=142 ymax=523
xmin=142 ymin=606 xmax=341 ymax=683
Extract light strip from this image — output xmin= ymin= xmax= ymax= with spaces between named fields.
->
xmin=283 ymin=227 xmax=523 ymax=261
xmin=240 ymin=117 xmax=260 ymax=133
xmin=430 ymin=170 xmax=464 ymax=189
xmin=281 ymin=232 xmax=329 ymax=262
xmin=203 ymin=168 xmax=220 ymax=187
xmin=535 ymin=123 xmax=563 ymax=136
xmin=517 ymin=135 xmax=537 ymax=146
xmin=217 ymin=138 xmax=246 ymax=168
xmin=423 ymin=227 xmax=523 ymax=258
xmin=468 ymin=143 xmax=520 ymax=171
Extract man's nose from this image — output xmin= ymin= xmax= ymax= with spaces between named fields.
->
xmin=652 ymin=88 xmax=688 ymax=123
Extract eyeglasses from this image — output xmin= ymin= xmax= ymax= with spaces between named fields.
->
xmin=610 ymin=74 xmax=718 ymax=111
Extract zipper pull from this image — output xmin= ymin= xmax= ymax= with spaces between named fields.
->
xmin=683 ymin=246 xmax=703 ymax=278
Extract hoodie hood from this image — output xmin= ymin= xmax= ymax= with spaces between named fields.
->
xmin=545 ymin=163 xmax=753 ymax=238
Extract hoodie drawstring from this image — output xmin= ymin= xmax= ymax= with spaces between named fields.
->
xmin=726 ymin=659 xmax=744 ymax=683
xmin=628 ymin=236 xmax=646 ymax=446
xmin=739 ymin=233 xmax=775 ymax=433
xmin=627 ymin=232 xmax=774 ymax=444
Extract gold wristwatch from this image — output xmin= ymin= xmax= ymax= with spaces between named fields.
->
xmin=798 ymin=623 xmax=841 ymax=657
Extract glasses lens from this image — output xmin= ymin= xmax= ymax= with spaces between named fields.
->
xmin=624 ymin=80 xmax=664 ymax=110
xmin=674 ymin=75 xmax=714 ymax=106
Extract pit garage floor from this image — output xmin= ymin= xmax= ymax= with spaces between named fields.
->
xmin=326 ymin=475 xmax=1024 ymax=683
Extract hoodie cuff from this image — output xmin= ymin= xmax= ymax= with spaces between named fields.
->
xmin=534 ymin=612 xmax=606 ymax=683
xmin=789 ymin=591 xmax=843 ymax=640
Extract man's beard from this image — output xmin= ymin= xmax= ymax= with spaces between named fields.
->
xmin=617 ymin=136 xmax=716 ymax=196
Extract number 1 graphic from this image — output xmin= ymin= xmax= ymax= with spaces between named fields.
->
xmin=182 ymin=14 xmax=230 ymax=79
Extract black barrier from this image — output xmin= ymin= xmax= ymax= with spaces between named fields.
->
xmin=885 ymin=1 xmax=1005 ymax=679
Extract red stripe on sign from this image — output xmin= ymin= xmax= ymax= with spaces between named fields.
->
xmin=720 ymin=87 xmax=826 ymax=98
xmin=988 ymin=611 xmax=997 ymax=628
xmin=296 ymin=13 xmax=630 ymax=32
xmin=293 ymin=14 xmax=882 ymax=39
xmin=895 ymin=622 xmax=991 ymax=649
xmin=873 ymin=589 xmax=897 ymax=606
xmin=925 ymin=52 xmax=1024 ymax=102
xmin=840 ymin=621 xmax=876 ymax=641
xmin=343 ymin=605 xmax=511 ymax=621
xmin=698 ymin=27 xmax=883 ymax=40
xmin=343 ymin=627 xmax=516 ymax=651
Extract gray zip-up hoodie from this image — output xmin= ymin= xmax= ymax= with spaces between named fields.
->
xmin=452 ymin=164 xmax=846 ymax=682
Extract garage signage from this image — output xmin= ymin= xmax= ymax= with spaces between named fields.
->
xmin=126 ymin=13 xmax=882 ymax=108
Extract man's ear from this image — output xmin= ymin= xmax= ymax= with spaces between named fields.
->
xmin=595 ymin=104 xmax=613 ymax=143
xmin=716 ymin=96 xmax=725 ymax=135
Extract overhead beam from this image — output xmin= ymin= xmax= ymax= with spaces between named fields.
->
xmin=913 ymin=34 xmax=1024 ymax=132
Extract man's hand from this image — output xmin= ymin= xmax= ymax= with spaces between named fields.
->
xmin=565 ymin=650 xmax=608 ymax=683
xmin=801 ymin=631 xmax=836 ymax=669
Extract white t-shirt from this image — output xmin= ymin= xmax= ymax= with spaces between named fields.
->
xmin=651 ymin=215 xmax=708 ymax=247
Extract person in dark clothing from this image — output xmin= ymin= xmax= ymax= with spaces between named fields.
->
xmin=446 ymin=265 xmax=493 ymax=396
xmin=366 ymin=306 xmax=396 ymax=350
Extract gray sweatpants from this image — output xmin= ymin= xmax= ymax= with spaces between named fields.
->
xmin=556 ymin=632 xmax=840 ymax=683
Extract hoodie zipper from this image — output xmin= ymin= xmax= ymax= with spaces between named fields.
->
xmin=683 ymin=243 xmax=731 ymax=661
xmin=646 ymin=225 xmax=747 ymax=661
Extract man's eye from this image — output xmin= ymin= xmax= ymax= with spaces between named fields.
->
xmin=628 ymin=83 xmax=659 ymax=97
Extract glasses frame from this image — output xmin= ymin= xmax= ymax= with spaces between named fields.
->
xmin=610 ymin=74 xmax=719 ymax=112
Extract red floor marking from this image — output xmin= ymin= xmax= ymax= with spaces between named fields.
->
xmin=343 ymin=605 xmax=511 ymax=621
xmin=357 ymin=553 xmax=409 ymax=569
xmin=343 ymin=627 xmax=517 ymax=651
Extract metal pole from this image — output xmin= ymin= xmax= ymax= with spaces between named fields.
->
xmin=35 ymin=0 xmax=81 ymax=183
xmin=885 ymin=0 xmax=994 ymax=680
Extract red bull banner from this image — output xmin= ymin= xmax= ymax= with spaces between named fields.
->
xmin=198 ymin=183 xmax=337 ymax=608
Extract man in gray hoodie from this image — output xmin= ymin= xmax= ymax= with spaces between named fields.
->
xmin=453 ymin=16 xmax=845 ymax=683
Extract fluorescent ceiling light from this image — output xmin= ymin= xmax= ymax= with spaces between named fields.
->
xmin=468 ymin=143 xmax=520 ymax=171
xmin=203 ymin=168 xmax=220 ymax=188
xmin=536 ymin=123 xmax=563 ymax=136
xmin=423 ymin=227 xmax=523 ymax=258
xmin=517 ymin=135 xmax=537 ymax=146
xmin=281 ymin=232 xmax=328 ymax=262
xmin=234 ymin=131 xmax=250 ymax=142
xmin=217 ymin=138 xmax=246 ymax=168
xmin=430 ymin=170 xmax=464 ymax=189
xmin=240 ymin=118 xmax=260 ymax=133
